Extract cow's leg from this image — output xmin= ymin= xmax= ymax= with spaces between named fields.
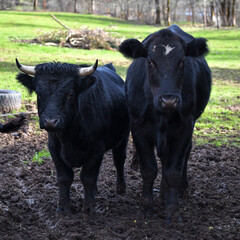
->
xmin=180 ymin=140 xmax=192 ymax=193
xmin=132 ymin=131 xmax=158 ymax=216
xmin=112 ymin=136 xmax=128 ymax=194
xmin=55 ymin=164 xmax=74 ymax=213
xmin=130 ymin=142 xmax=139 ymax=171
xmin=49 ymin=142 xmax=74 ymax=213
xmin=80 ymin=155 xmax=103 ymax=213
xmin=162 ymin=126 xmax=193 ymax=223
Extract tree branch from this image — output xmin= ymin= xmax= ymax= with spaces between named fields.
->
xmin=51 ymin=14 xmax=71 ymax=30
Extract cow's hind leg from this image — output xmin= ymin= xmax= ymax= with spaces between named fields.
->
xmin=132 ymin=131 xmax=158 ymax=217
xmin=112 ymin=136 xmax=128 ymax=194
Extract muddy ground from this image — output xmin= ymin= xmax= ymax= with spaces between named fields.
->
xmin=0 ymin=119 xmax=239 ymax=240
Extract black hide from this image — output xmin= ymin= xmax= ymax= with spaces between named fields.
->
xmin=16 ymin=62 xmax=130 ymax=213
xmin=119 ymin=25 xmax=211 ymax=222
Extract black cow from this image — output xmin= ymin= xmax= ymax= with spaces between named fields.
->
xmin=119 ymin=25 xmax=211 ymax=222
xmin=16 ymin=59 xmax=129 ymax=213
xmin=0 ymin=114 xmax=26 ymax=133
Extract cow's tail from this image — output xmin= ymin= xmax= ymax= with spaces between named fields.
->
xmin=0 ymin=113 xmax=27 ymax=133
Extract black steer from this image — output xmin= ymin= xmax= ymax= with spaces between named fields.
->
xmin=119 ymin=25 xmax=211 ymax=222
xmin=16 ymin=59 xmax=129 ymax=213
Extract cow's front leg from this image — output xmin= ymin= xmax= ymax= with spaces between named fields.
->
xmin=52 ymin=159 xmax=74 ymax=212
xmin=162 ymin=126 xmax=193 ymax=223
xmin=132 ymin=130 xmax=158 ymax=217
xmin=80 ymin=155 xmax=103 ymax=214
xmin=56 ymin=166 xmax=74 ymax=213
xmin=156 ymin=118 xmax=167 ymax=158
xmin=49 ymin=138 xmax=74 ymax=213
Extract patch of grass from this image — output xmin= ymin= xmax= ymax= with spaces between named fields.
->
xmin=194 ymin=80 xmax=240 ymax=146
xmin=32 ymin=148 xmax=51 ymax=165
xmin=0 ymin=11 xmax=239 ymax=147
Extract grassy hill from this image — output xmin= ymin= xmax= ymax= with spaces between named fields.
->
xmin=0 ymin=11 xmax=239 ymax=146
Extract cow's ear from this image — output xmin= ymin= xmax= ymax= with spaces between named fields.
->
xmin=186 ymin=38 xmax=209 ymax=57
xmin=16 ymin=73 xmax=35 ymax=94
xmin=119 ymin=39 xmax=148 ymax=59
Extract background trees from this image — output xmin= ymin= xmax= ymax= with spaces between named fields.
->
xmin=1 ymin=0 xmax=239 ymax=27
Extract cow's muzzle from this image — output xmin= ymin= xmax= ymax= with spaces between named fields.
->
xmin=42 ymin=117 xmax=60 ymax=132
xmin=158 ymin=95 xmax=180 ymax=112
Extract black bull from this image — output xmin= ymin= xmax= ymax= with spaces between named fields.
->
xmin=16 ymin=59 xmax=129 ymax=213
xmin=119 ymin=25 xmax=212 ymax=222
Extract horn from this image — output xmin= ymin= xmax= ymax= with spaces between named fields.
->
xmin=78 ymin=59 xmax=98 ymax=76
xmin=16 ymin=58 xmax=36 ymax=75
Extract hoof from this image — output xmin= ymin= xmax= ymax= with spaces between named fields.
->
xmin=83 ymin=202 xmax=95 ymax=214
xmin=165 ymin=204 xmax=182 ymax=224
xmin=57 ymin=205 xmax=72 ymax=215
xmin=116 ymin=182 xmax=126 ymax=194
xmin=137 ymin=208 xmax=156 ymax=220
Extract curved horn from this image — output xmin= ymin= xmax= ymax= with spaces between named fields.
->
xmin=78 ymin=59 xmax=98 ymax=77
xmin=16 ymin=58 xmax=36 ymax=75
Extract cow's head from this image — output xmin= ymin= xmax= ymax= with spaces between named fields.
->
xmin=119 ymin=29 xmax=208 ymax=112
xmin=16 ymin=59 xmax=98 ymax=132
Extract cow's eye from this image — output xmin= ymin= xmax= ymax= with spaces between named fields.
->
xmin=148 ymin=60 xmax=155 ymax=67
xmin=66 ymin=93 xmax=74 ymax=100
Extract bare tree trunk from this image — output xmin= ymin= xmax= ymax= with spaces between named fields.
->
xmin=215 ymin=0 xmax=220 ymax=28
xmin=43 ymin=0 xmax=46 ymax=11
xmin=232 ymin=0 xmax=236 ymax=26
xmin=137 ymin=3 xmax=143 ymax=22
xmin=162 ymin=2 xmax=167 ymax=26
xmin=155 ymin=0 xmax=161 ymax=25
xmin=172 ymin=0 xmax=179 ymax=22
xmin=88 ymin=0 xmax=93 ymax=14
xmin=33 ymin=0 xmax=37 ymax=11
xmin=228 ymin=0 xmax=236 ymax=26
xmin=203 ymin=0 xmax=207 ymax=28
xmin=210 ymin=1 xmax=215 ymax=25
xmin=219 ymin=0 xmax=236 ymax=27
xmin=166 ymin=0 xmax=171 ymax=26
xmin=74 ymin=0 xmax=77 ymax=13
xmin=57 ymin=0 xmax=63 ymax=12
xmin=189 ymin=0 xmax=195 ymax=26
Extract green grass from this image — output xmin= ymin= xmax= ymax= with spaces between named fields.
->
xmin=32 ymin=148 xmax=51 ymax=165
xmin=0 ymin=11 xmax=239 ymax=147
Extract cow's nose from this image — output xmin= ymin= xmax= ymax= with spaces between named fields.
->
xmin=160 ymin=96 xmax=179 ymax=110
xmin=43 ymin=118 xmax=60 ymax=130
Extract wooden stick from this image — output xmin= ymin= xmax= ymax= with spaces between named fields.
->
xmin=51 ymin=14 xmax=71 ymax=30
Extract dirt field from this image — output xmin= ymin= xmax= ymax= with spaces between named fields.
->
xmin=0 ymin=119 xmax=239 ymax=240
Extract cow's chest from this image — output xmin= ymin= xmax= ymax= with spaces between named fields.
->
xmin=59 ymin=139 xmax=95 ymax=168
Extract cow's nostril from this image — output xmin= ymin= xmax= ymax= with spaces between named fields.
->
xmin=160 ymin=96 xmax=179 ymax=110
xmin=44 ymin=118 xmax=60 ymax=129
xmin=52 ymin=118 xmax=59 ymax=125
